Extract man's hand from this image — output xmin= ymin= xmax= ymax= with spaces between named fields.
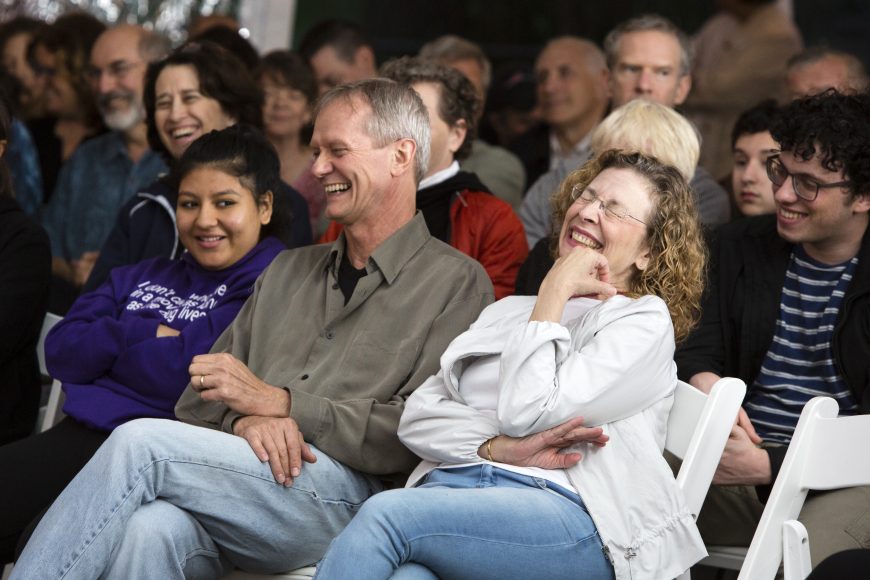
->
xmin=478 ymin=417 xmax=609 ymax=470
xmin=190 ymin=353 xmax=290 ymax=417
xmin=736 ymin=407 xmax=763 ymax=444
xmin=233 ymin=416 xmax=317 ymax=486
xmin=713 ymin=424 xmax=772 ymax=486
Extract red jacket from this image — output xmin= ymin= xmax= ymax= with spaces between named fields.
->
xmin=319 ymin=190 xmax=528 ymax=299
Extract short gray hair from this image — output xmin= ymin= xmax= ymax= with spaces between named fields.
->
xmin=315 ymin=78 xmax=431 ymax=184
xmin=604 ymin=14 xmax=692 ymax=77
xmin=418 ymin=34 xmax=492 ymax=93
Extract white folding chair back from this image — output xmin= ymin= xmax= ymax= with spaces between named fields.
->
xmin=666 ymin=378 xmax=747 ymax=519
xmin=222 ymin=567 xmax=316 ymax=579
xmin=36 ymin=312 xmax=65 ymax=432
xmin=737 ymin=396 xmax=870 ymax=580
xmin=665 ymin=378 xmax=746 ymax=580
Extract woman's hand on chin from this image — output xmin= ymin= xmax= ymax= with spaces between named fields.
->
xmin=532 ymin=247 xmax=617 ymax=323
xmin=478 ymin=417 xmax=609 ymax=470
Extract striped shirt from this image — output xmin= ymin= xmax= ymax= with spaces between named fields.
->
xmin=745 ymin=246 xmax=859 ymax=444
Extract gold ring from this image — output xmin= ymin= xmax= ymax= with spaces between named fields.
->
xmin=200 ymin=375 xmax=205 ymax=388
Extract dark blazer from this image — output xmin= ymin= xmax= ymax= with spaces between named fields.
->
xmin=0 ymin=196 xmax=51 ymax=444
xmin=675 ymin=214 xmax=870 ymax=482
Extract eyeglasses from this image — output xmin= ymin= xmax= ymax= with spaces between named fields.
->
xmin=570 ymin=185 xmax=647 ymax=226
xmin=766 ymin=155 xmax=851 ymax=202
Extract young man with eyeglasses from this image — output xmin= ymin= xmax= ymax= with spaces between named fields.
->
xmin=675 ymin=90 xmax=870 ymax=569
xmin=41 ymin=25 xmax=169 ymax=298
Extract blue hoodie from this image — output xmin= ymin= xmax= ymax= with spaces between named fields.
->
xmin=46 ymin=236 xmax=285 ymax=431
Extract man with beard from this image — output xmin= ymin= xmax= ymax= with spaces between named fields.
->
xmin=41 ymin=25 xmax=169 ymax=291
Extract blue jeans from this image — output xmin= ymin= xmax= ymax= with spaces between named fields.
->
xmin=11 ymin=419 xmax=383 ymax=580
xmin=314 ymin=465 xmax=615 ymax=580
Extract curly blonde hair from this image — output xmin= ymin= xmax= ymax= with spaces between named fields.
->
xmin=549 ymin=149 xmax=707 ymax=343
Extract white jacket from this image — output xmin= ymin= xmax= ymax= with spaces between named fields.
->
xmin=399 ymin=295 xmax=707 ymax=580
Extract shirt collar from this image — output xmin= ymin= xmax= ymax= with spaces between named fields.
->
xmin=418 ymin=161 xmax=460 ymax=190
xmin=327 ymin=212 xmax=431 ymax=285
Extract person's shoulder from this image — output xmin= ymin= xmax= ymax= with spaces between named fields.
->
xmin=591 ymin=294 xmax=672 ymax=333
xmin=416 ymin=236 xmax=492 ymax=289
xmin=716 ymin=214 xmax=777 ymax=242
xmin=0 ymin=196 xmax=49 ymax=247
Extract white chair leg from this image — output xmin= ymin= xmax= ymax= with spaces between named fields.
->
xmin=2 ymin=563 xmax=13 ymax=580
xmin=782 ymin=519 xmax=811 ymax=580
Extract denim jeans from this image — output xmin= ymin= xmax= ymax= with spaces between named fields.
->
xmin=314 ymin=464 xmax=615 ymax=580
xmin=11 ymin=418 xmax=383 ymax=580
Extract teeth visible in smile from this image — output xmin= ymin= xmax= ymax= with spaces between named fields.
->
xmin=571 ymin=231 xmax=602 ymax=249
xmin=198 ymin=236 xmax=222 ymax=242
xmin=324 ymin=183 xmax=350 ymax=193
xmin=780 ymin=208 xmax=805 ymax=219
xmin=171 ymin=128 xmax=195 ymax=139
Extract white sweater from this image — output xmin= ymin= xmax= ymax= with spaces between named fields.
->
xmin=399 ymin=295 xmax=707 ymax=580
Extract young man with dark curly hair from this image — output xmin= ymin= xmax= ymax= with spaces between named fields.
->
xmin=675 ymin=89 xmax=870 ymax=568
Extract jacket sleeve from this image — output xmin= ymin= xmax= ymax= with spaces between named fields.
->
xmin=398 ymin=369 xmax=500 ymax=464
xmin=475 ymin=199 xmax=528 ymax=300
xmin=284 ymin=287 xmax=493 ymax=475
xmin=44 ymin=275 xmax=162 ymax=384
xmin=675 ymin=229 xmax=726 ymax=381
xmin=496 ymin=298 xmax=677 ymax=437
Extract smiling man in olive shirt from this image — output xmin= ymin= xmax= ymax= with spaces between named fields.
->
xmin=13 ymin=79 xmax=493 ymax=580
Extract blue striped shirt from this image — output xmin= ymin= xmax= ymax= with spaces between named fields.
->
xmin=745 ymin=246 xmax=859 ymax=444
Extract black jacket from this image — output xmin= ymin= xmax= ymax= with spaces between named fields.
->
xmin=675 ymin=214 xmax=870 ymax=484
xmin=0 ymin=196 xmax=51 ymax=444
xmin=85 ymin=177 xmax=312 ymax=292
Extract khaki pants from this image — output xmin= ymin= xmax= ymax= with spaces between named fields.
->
xmin=668 ymin=452 xmax=870 ymax=567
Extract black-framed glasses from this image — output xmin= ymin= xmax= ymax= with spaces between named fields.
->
xmin=766 ymin=155 xmax=852 ymax=202
xmin=570 ymin=185 xmax=647 ymax=226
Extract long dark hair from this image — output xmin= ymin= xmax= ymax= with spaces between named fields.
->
xmin=144 ymin=41 xmax=263 ymax=162
xmin=172 ymin=124 xmax=291 ymax=242
xmin=0 ymin=95 xmax=14 ymax=199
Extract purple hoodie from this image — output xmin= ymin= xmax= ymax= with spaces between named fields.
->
xmin=46 ymin=237 xmax=285 ymax=431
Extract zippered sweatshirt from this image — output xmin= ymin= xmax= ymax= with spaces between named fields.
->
xmin=47 ymin=236 xmax=285 ymax=431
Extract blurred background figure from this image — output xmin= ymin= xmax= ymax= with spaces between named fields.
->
xmin=481 ymin=64 xmax=539 ymax=149
xmin=0 ymin=16 xmax=45 ymax=121
xmin=0 ymin=93 xmax=50 ymax=447
xmin=256 ymin=50 xmax=324 ymax=236
xmin=685 ymin=0 xmax=802 ymax=180
xmin=730 ymin=99 xmax=780 ymax=218
xmin=27 ymin=12 xmax=106 ymax=203
xmin=786 ymin=46 xmax=869 ymax=99
xmin=419 ymin=34 xmax=527 ymax=209
xmin=298 ymin=18 xmax=377 ymax=95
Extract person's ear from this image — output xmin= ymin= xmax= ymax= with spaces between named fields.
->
xmin=634 ymin=244 xmax=652 ymax=272
xmin=446 ymin=119 xmax=467 ymax=156
xmin=354 ymin=45 xmax=376 ymax=76
xmin=258 ymin=190 xmax=274 ymax=225
xmin=390 ymin=138 xmax=416 ymax=177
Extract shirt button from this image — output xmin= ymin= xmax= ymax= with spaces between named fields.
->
xmin=325 ymin=330 xmax=335 ymax=339
xmin=300 ymin=374 xmax=309 ymax=380
xmin=332 ymin=283 xmax=339 ymax=290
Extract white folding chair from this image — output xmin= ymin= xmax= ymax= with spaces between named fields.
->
xmin=222 ymin=568 xmax=317 ymax=580
xmin=666 ymin=377 xmax=747 ymax=580
xmin=736 ymin=396 xmax=870 ymax=580
xmin=35 ymin=312 xmax=65 ymax=433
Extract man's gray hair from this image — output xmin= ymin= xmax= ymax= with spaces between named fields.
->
xmin=603 ymin=14 xmax=692 ymax=77
xmin=315 ymin=78 xmax=431 ymax=184
xmin=418 ymin=34 xmax=492 ymax=93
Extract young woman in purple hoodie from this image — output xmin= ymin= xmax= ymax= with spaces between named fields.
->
xmin=0 ymin=124 xmax=288 ymax=564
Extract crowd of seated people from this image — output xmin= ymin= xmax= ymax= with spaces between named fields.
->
xmin=2 ymin=4 xmax=870 ymax=578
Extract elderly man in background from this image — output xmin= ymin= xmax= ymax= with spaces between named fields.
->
xmin=520 ymin=14 xmax=731 ymax=248
xmin=41 ymin=24 xmax=169 ymax=291
xmin=508 ymin=36 xmax=609 ymax=191
xmin=12 ymin=78 xmax=493 ymax=579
